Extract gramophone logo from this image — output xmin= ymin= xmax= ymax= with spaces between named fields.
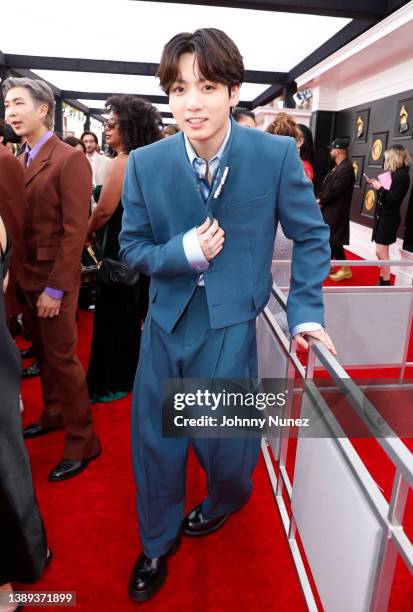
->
xmin=399 ymin=104 xmax=409 ymax=134
xmin=353 ymin=160 xmax=358 ymax=179
xmin=356 ymin=115 xmax=364 ymax=139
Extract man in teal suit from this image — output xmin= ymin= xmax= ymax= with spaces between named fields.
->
xmin=120 ymin=28 xmax=336 ymax=602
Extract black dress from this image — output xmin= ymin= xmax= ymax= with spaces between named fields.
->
xmin=372 ymin=167 xmax=411 ymax=245
xmin=0 ymin=234 xmax=47 ymax=584
xmin=87 ymin=201 xmax=149 ymax=402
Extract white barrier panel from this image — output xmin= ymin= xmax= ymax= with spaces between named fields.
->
xmin=257 ymin=315 xmax=288 ymax=460
xmin=292 ymin=395 xmax=383 ymax=612
xmin=323 ymin=288 xmax=412 ymax=367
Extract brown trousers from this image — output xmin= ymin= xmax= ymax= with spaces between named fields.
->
xmin=19 ymin=285 xmax=100 ymax=461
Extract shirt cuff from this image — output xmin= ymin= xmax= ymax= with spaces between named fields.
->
xmin=44 ymin=287 xmax=64 ymax=300
xmin=182 ymin=227 xmax=209 ymax=272
xmin=291 ymin=322 xmax=323 ymax=337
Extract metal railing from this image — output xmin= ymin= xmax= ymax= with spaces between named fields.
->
xmin=259 ymin=279 xmax=413 ymax=611
xmin=271 ymin=259 xmax=413 ymax=379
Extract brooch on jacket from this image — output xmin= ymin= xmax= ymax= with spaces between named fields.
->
xmin=213 ymin=167 xmax=229 ymax=199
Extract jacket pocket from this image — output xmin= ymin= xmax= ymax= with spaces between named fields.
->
xmin=225 ymin=194 xmax=268 ymax=215
xmin=36 ymin=245 xmax=59 ymax=261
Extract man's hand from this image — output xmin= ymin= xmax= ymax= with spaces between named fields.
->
xmin=295 ymin=328 xmax=337 ymax=356
xmin=197 ymin=217 xmax=225 ymax=261
xmin=36 ymin=292 xmax=61 ymax=318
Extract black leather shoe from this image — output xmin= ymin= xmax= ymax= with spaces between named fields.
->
xmin=20 ymin=345 xmax=37 ymax=360
xmin=22 ymin=360 xmax=40 ymax=378
xmin=23 ymin=422 xmax=63 ymax=439
xmin=183 ymin=503 xmax=229 ymax=537
xmin=128 ymin=539 xmax=180 ymax=602
xmin=48 ymin=450 xmax=101 ymax=482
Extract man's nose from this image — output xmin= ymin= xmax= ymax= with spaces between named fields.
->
xmin=186 ymin=91 xmax=203 ymax=111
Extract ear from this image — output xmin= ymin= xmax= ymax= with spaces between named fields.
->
xmin=229 ymin=85 xmax=240 ymax=109
xmin=38 ymin=102 xmax=49 ymax=121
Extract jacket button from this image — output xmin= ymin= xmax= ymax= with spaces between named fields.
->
xmin=177 ymin=308 xmax=181 ymax=315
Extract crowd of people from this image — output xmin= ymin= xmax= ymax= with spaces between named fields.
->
xmin=0 ymin=25 xmax=411 ymax=608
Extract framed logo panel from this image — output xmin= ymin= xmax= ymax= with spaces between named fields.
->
xmin=354 ymin=109 xmax=370 ymax=143
xmin=393 ymin=98 xmax=413 ymax=140
xmin=361 ymin=183 xmax=377 ymax=219
xmin=351 ymin=155 xmax=365 ymax=188
xmin=368 ymin=132 xmax=388 ymax=168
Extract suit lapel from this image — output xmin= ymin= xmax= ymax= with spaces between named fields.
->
xmin=174 ymin=132 xmax=209 ymax=220
xmin=207 ymin=117 xmax=239 ymax=215
xmin=173 ymin=118 xmax=240 ymax=219
xmin=24 ymin=135 xmax=58 ymax=187
xmin=321 ymin=166 xmax=336 ymax=189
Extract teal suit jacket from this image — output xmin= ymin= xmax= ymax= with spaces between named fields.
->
xmin=119 ymin=118 xmax=330 ymax=333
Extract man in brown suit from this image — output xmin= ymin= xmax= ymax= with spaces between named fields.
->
xmin=3 ymin=77 xmax=100 ymax=481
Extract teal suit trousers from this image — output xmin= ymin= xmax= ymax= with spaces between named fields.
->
xmin=132 ymin=287 xmax=261 ymax=558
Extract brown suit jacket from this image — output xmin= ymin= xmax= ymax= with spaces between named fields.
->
xmin=0 ymin=145 xmax=24 ymax=247
xmin=19 ymin=135 xmax=92 ymax=292
xmin=0 ymin=145 xmax=25 ymax=318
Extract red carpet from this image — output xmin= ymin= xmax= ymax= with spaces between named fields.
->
xmin=17 ymin=311 xmax=306 ymax=611
xmin=16 ymin=250 xmax=413 ymax=609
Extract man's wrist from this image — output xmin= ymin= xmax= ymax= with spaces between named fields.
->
xmin=182 ymin=227 xmax=209 ymax=271
xmin=291 ymin=322 xmax=323 ymax=337
xmin=44 ymin=287 xmax=64 ymax=300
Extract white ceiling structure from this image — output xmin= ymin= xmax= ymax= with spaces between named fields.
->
xmin=0 ymin=0 xmax=409 ymax=123
xmin=0 ymin=0 xmax=352 ymax=120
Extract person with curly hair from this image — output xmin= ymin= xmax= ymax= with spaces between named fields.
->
xmin=86 ymin=95 xmax=162 ymax=403
xmin=266 ymin=112 xmax=313 ymax=181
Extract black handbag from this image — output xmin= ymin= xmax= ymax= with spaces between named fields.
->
xmin=97 ymin=225 xmax=140 ymax=286
xmin=81 ymin=245 xmax=99 ymax=286
xmin=98 ymin=257 xmax=140 ymax=286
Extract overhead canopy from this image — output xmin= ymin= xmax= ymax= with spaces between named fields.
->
xmin=0 ymin=0 xmax=409 ymax=122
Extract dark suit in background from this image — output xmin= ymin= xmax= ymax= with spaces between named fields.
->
xmin=318 ymin=158 xmax=355 ymax=249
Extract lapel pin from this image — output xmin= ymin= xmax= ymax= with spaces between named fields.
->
xmin=213 ymin=166 xmax=229 ymax=199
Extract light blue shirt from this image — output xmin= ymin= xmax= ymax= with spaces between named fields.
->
xmin=181 ymin=120 xmax=321 ymax=338
xmin=182 ymin=120 xmax=231 ymax=275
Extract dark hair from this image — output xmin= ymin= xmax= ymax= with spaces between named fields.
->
xmin=105 ymin=95 xmax=162 ymax=153
xmin=297 ymin=124 xmax=314 ymax=166
xmin=233 ymin=107 xmax=256 ymax=123
xmin=64 ymin=136 xmax=86 ymax=152
xmin=0 ymin=119 xmax=20 ymax=144
xmin=157 ymin=28 xmax=244 ymax=94
xmin=80 ymin=130 xmax=98 ymax=144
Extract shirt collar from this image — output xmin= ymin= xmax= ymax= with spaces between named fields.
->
xmin=184 ymin=119 xmax=231 ymax=167
xmin=25 ymin=130 xmax=54 ymax=162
